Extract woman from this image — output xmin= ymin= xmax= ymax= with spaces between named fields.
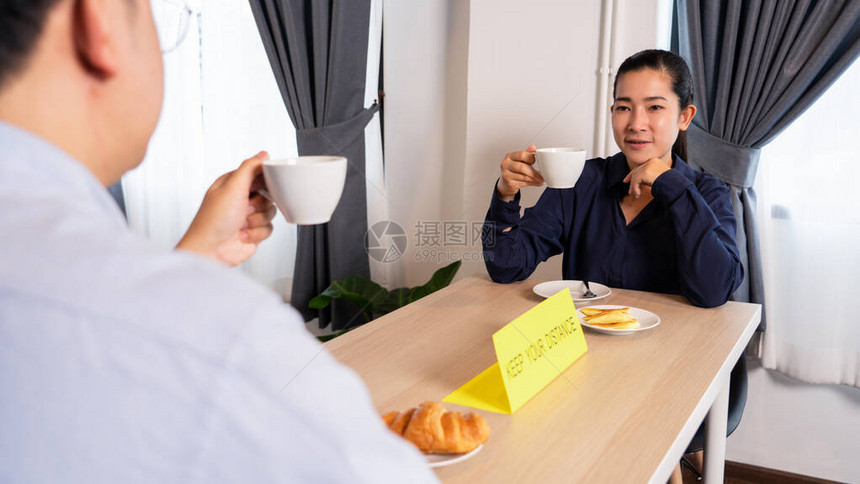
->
xmin=482 ymin=49 xmax=746 ymax=482
xmin=483 ymin=49 xmax=743 ymax=308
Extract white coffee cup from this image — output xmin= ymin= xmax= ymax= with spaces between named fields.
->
xmin=534 ymin=148 xmax=587 ymax=189
xmin=261 ymin=156 xmax=347 ymax=225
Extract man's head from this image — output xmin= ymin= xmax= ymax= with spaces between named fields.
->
xmin=0 ymin=0 xmax=164 ymax=186
xmin=0 ymin=0 xmax=63 ymax=90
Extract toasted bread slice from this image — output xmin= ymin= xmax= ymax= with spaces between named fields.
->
xmin=584 ymin=312 xmax=636 ymax=325
xmin=590 ymin=320 xmax=640 ymax=330
xmin=580 ymin=307 xmax=630 ymax=316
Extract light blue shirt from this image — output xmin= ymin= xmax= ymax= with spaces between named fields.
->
xmin=0 ymin=122 xmax=438 ymax=483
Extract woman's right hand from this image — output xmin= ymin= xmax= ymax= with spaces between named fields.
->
xmin=496 ymin=144 xmax=544 ymax=201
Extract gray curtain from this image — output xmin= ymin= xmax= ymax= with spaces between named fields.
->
xmin=674 ymin=0 xmax=860 ymax=330
xmin=249 ymin=0 xmax=378 ymax=330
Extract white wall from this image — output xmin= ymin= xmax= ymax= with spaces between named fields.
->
xmin=462 ymin=0 xmax=602 ymax=281
xmin=383 ymin=3 xmax=860 ymax=481
xmin=383 ymin=0 xmax=465 ymax=288
xmin=462 ymin=0 xmax=666 ymax=282
xmin=384 ymin=0 xmax=663 ymax=287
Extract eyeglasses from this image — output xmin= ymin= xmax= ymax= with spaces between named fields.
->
xmin=152 ymin=0 xmax=198 ymax=54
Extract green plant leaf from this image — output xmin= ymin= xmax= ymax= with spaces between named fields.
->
xmin=308 ymin=294 xmax=332 ymax=309
xmin=307 ymin=275 xmax=388 ymax=316
xmin=316 ymin=328 xmax=352 ymax=342
xmin=308 ymin=260 xmax=462 ymax=324
xmin=409 ymin=260 xmax=462 ymax=303
xmin=374 ymin=287 xmax=412 ymax=317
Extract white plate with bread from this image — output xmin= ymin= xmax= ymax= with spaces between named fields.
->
xmin=576 ymin=305 xmax=660 ymax=335
xmin=382 ymin=401 xmax=489 ymax=469
xmin=426 ymin=444 xmax=483 ymax=468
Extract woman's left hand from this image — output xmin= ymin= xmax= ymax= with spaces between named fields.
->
xmin=623 ymin=158 xmax=671 ymax=198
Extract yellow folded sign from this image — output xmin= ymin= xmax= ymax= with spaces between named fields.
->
xmin=443 ymin=288 xmax=588 ymax=414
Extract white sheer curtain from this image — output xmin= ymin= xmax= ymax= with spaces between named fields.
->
xmin=123 ymin=0 xmax=297 ymax=297
xmin=756 ymin=57 xmax=860 ymax=387
xmin=365 ymin=0 xmax=392 ymax=289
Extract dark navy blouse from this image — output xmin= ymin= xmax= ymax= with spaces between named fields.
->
xmin=482 ymin=153 xmax=743 ymax=308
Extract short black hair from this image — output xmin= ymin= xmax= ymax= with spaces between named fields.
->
xmin=0 ymin=0 xmax=64 ymax=89
xmin=613 ymin=49 xmax=694 ymax=109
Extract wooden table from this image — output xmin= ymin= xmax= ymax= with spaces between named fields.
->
xmin=326 ymin=276 xmax=761 ymax=483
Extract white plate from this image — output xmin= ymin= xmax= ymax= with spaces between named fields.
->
xmin=577 ymin=305 xmax=661 ymax=335
xmin=533 ymin=280 xmax=611 ymax=302
xmin=426 ymin=444 xmax=483 ymax=468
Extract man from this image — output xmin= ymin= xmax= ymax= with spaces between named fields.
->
xmin=0 ymin=0 xmax=438 ymax=482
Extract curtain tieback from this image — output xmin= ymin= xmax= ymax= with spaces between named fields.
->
xmin=687 ymin=123 xmax=760 ymax=188
xmin=296 ymin=102 xmax=380 ymax=156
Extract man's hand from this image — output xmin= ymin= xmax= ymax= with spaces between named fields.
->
xmin=623 ymin=157 xmax=671 ymax=198
xmin=177 ymin=151 xmax=277 ymax=266
xmin=496 ymin=144 xmax=544 ymax=201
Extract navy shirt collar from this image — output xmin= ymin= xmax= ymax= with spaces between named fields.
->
xmin=605 ymin=152 xmax=631 ymax=191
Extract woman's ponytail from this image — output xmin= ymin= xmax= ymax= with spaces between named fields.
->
xmin=673 ymin=130 xmax=688 ymax=161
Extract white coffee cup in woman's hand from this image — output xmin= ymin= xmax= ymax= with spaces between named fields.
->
xmin=534 ymin=147 xmax=587 ymax=189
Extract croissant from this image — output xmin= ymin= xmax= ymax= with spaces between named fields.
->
xmin=382 ymin=401 xmax=490 ymax=454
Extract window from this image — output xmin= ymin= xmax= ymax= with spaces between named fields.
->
xmin=756 ymin=57 xmax=860 ymax=385
xmin=123 ymin=1 xmax=297 ymax=295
